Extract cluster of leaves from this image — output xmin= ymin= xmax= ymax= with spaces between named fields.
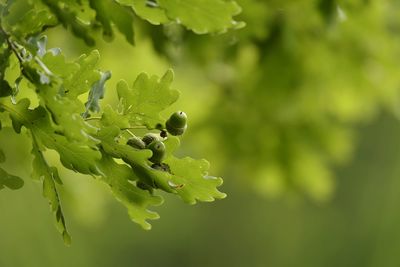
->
xmin=142 ymin=0 xmax=400 ymax=201
xmin=0 ymin=0 xmax=240 ymax=244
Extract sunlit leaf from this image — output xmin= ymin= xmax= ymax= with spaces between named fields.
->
xmin=157 ymin=0 xmax=244 ymax=34
xmin=117 ymin=69 xmax=179 ymax=128
xmin=164 ymin=137 xmax=226 ymax=204
xmin=3 ymin=99 xmax=102 ymax=175
xmin=98 ymin=152 xmax=163 ymax=230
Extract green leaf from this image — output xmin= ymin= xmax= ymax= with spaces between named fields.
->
xmin=3 ymin=98 xmax=102 ymax=175
xmin=0 ymin=167 xmax=24 ymax=190
xmin=20 ymin=43 xmax=102 ymax=143
xmin=117 ymin=69 xmax=180 ymax=128
xmin=0 ymin=80 xmax=12 ymax=98
xmin=164 ymin=137 xmax=226 ymax=204
xmin=0 ymin=35 xmax=12 ymax=98
xmin=31 ymin=136 xmax=71 ymax=245
xmin=1 ymin=0 xmax=57 ymax=40
xmin=56 ymin=50 xmax=102 ymax=98
xmin=157 ymin=0 xmax=244 ymax=34
xmin=41 ymin=0 xmax=95 ymax=46
xmin=39 ymin=50 xmax=102 ymax=142
xmin=116 ymin=0 xmax=169 ymax=25
xmin=100 ymin=105 xmax=130 ymax=129
xmin=84 ymin=71 xmax=112 ymax=117
xmin=89 ymin=0 xmax=135 ymax=44
xmin=98 ymin=126 xmax=225 ymax=205
xmin=0 ymin=39 xmax=11 ymax=80
xmin=40 ymin=49 xmax=79 ymax=79
xmin=98 ymin=152 xmax=163 ymax=230
xmin=97 ymin=126 xmax=175 ymax=193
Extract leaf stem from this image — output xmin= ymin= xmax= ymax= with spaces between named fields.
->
xmin=0 ymin=101 xmax=15 ymax=115
xmin=121 ymin=126 xmax=147 ymax=130
xmin=84 ymin=116 xmax=102 ymax=121
xmin=0 ymin=27 xmax=25 ymax=66
xmin=125 ymin=129 xmax=135 ymax=137
xmin=0 ymin=25 xmax=55 ymax=85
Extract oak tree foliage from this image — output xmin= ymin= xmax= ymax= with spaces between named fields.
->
xmin=0 ymin=0 xmax=240 ymax=244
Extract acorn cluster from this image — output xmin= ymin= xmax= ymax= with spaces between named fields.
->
xmin=126 ymin=111 xmax=187 ymax=165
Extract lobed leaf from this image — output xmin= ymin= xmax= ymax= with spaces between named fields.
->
xmin=98 ymin=126 xmax=226 ymax=206
xmin=0 ymin=34 xmax=12 ymax=98
xmin=61 ymin=50 xmax=102 ymax=98
xmin=1 ymin=0 xmax=57 ymax=40
xmin=164 ymin=137 xmax=226 ymax=204
xmin=116 ymin=0 xmax=169 ymax=25
xmin=0 ymin=167 xmax=24 ymax=190
xmin=117 ymin=69 xmax=180 ymax=128
xmin=3 ymin=98 xmax=102 ymax=175
xmin=118 ymin=0 xmax=243 ymax=34
xmin=31 ymin=137 xmax=71 ymax=245
xmin=100 ymin=105 xmax=130 ymax=129
xmin=41 ymin=0 xmax=96 ymax=46
xmin=97 ymin=126 xmax=175 ymax=193
xmin=157 ymin=0 xmax=244 ymax=34
xmin=98 ymin=152 xmax=163 ymax=230
xmin=39 ymin=49 xmax=102 ymax=142
xmin=89 ymin=0 xmax=135 ymax=44
xmin=84 ymin=71 xmax=112 ymax=117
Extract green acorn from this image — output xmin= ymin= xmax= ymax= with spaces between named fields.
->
xmin=142 ymin=133 xmax=160 ymax=146
xmin=147 ymin=140 xmax=166 ymax=164
xmin=127 ymin=137 xmax=146 ymax=149
xmin=166 ymin=111 xmax=187 ymax=136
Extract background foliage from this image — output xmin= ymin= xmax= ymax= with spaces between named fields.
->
xmin=2 ymin=0 xmax=400 ymax=266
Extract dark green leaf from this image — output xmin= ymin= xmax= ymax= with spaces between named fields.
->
xmin=0 ymin=37 xmax=12 ymax=98
xmin=0 ymin=80 xmax=13 ymax=97
xmin=116 ymin=0 xmax=169 ymax=25
xmin=89 ymin=0 xmax=135 ymax=44
xmin=83 ymin=71 xmax=112 ymax=117
xmin=31 ymin=136 xmax=70 ymax=245
xmin=41 ymin=0 xmax=95 ymax=46
xmin=0 ymin=167 xmax=24 ymax=190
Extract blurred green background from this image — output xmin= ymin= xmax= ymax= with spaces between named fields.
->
xmin=2 ymin=0 xmax=400 ymax=266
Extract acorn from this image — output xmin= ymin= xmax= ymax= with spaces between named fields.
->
xmin=142 ymin=133 xmax=160 ymax=146
xmin=127 ymin=137 xmax=146 ymax=149
xmin=166 ymin=111 xmax=187 ymax=136
xmin=147 ymin=140 xmax=166 ymax=164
